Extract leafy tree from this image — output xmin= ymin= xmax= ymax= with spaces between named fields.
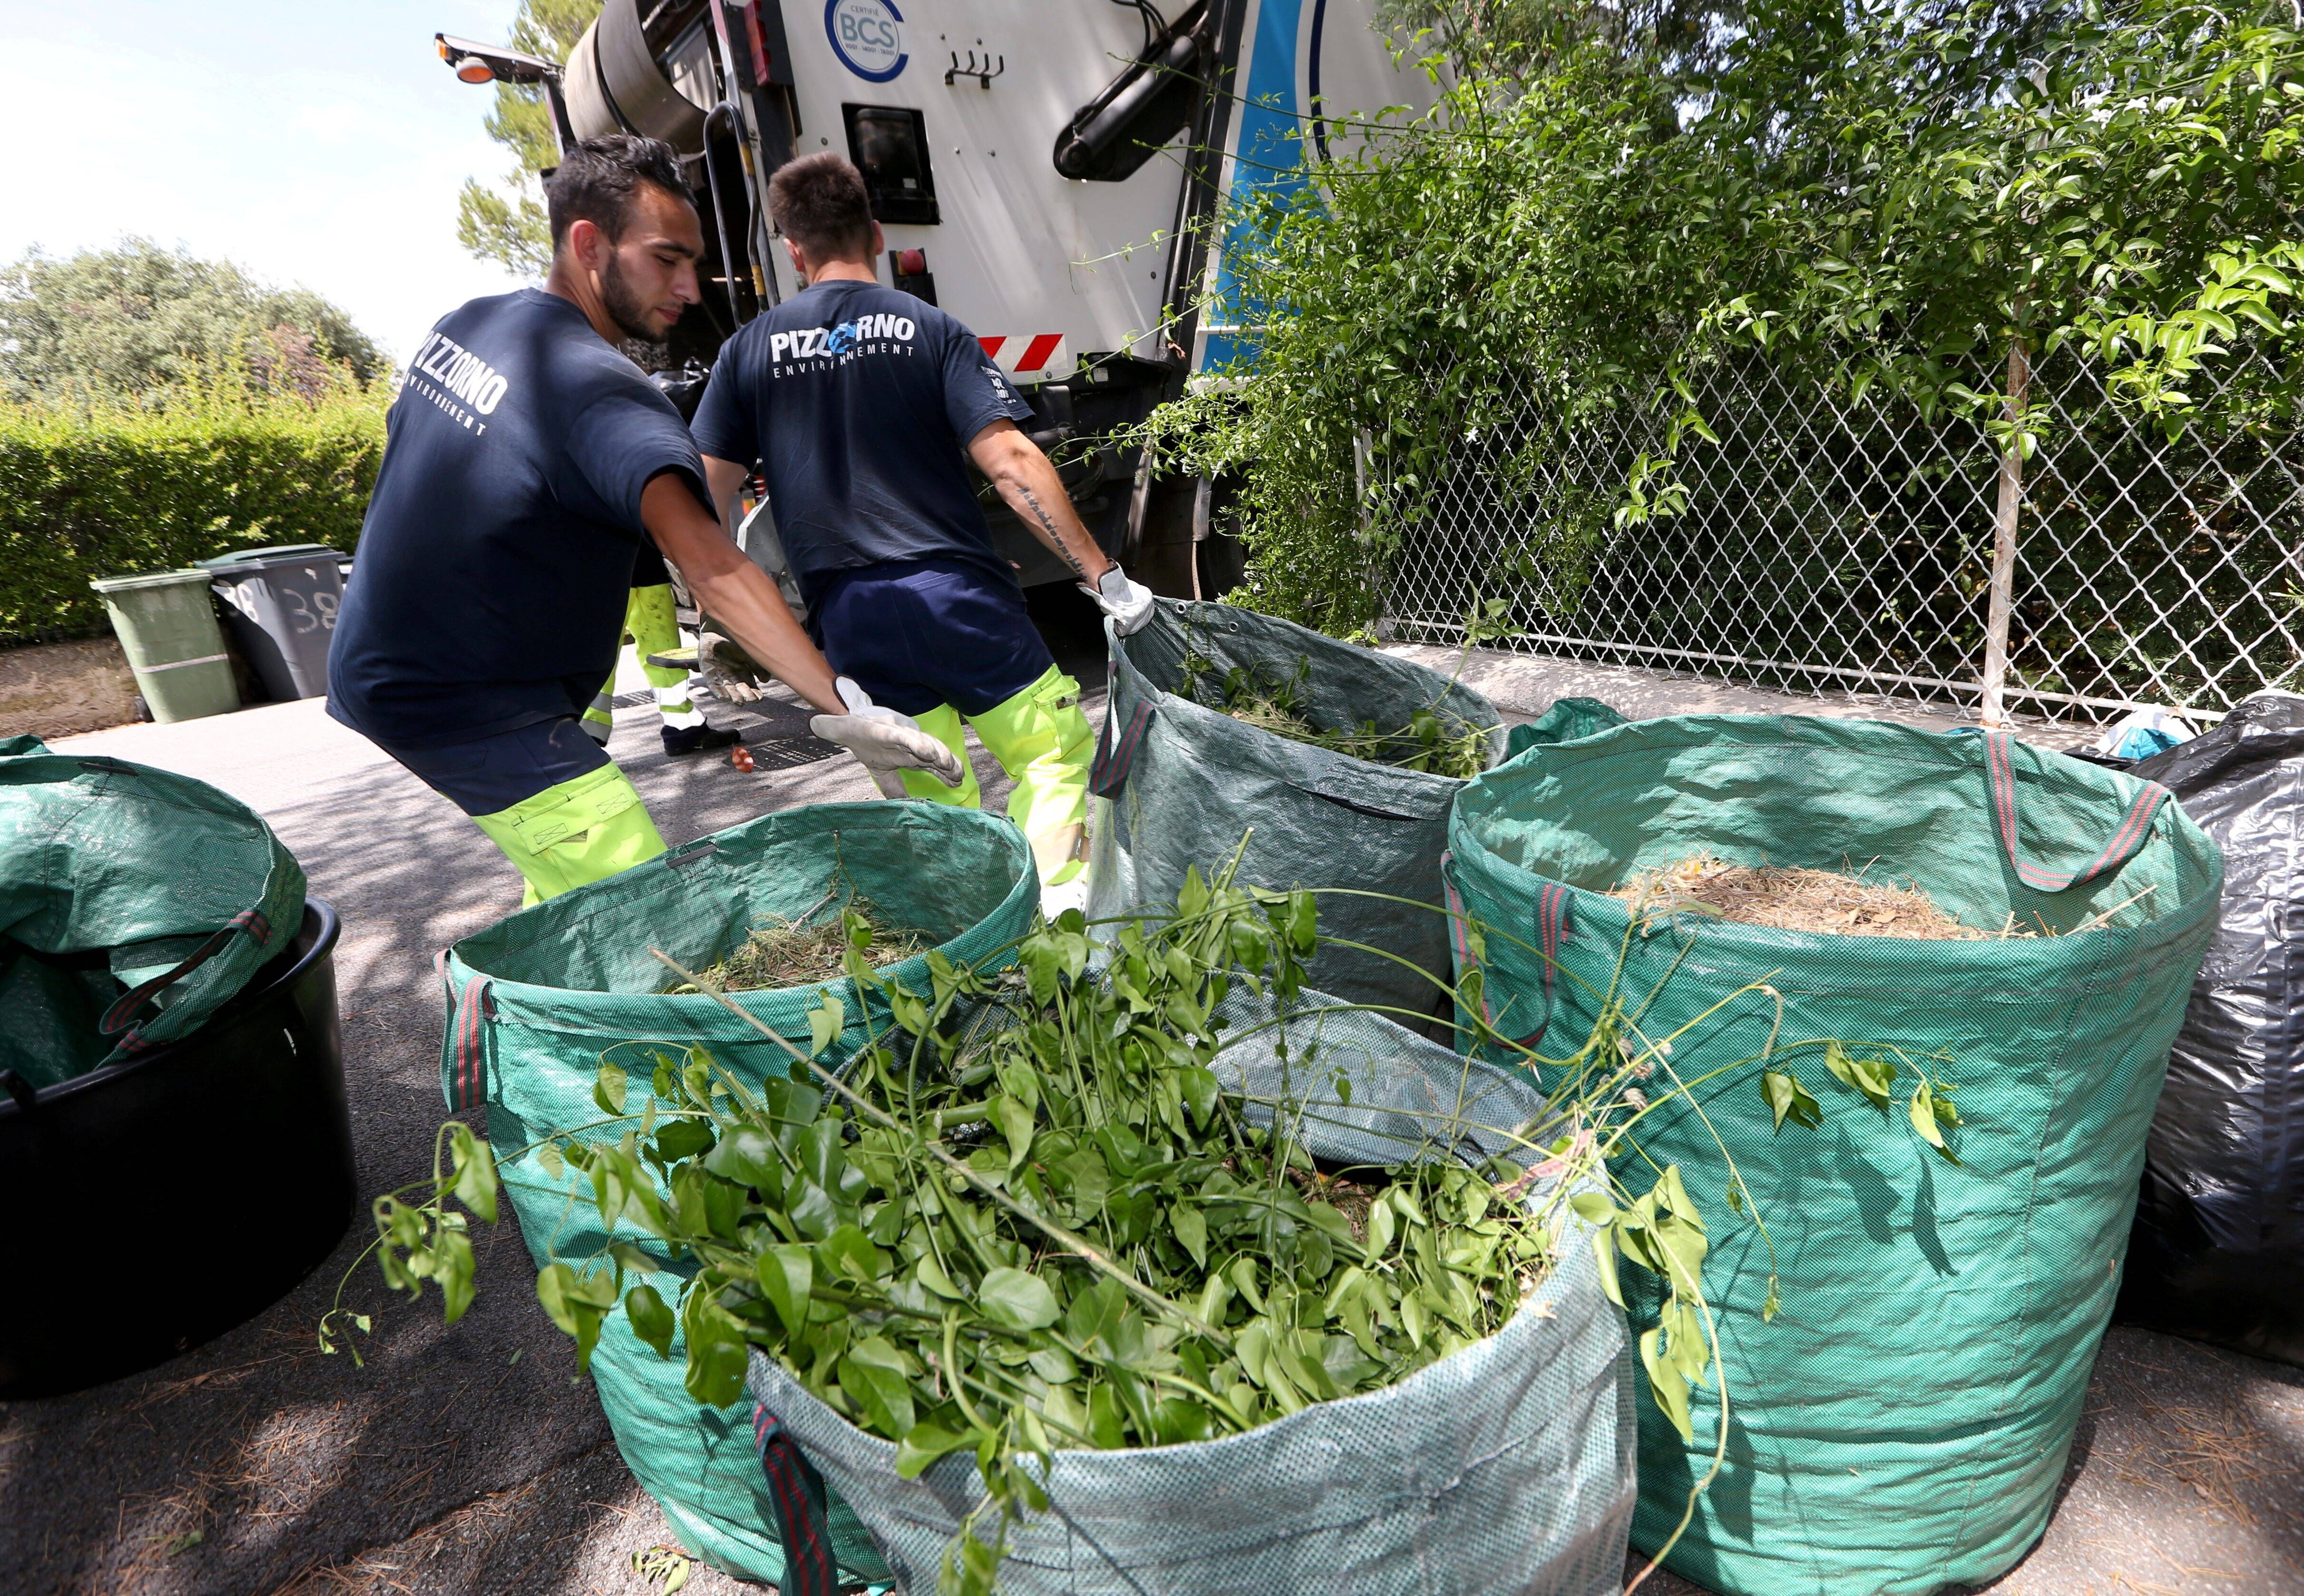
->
xmin=0 ymin=239 xmax=383 ymax=407
xmin=1147 ymin=0 xmax=2304 ymax=630
xmin=1379 ymin=0 xmax=1751 ymax=82
xmin=456 ymin=0 xmax=603 ymax=278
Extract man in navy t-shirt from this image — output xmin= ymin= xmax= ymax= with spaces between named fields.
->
xmin=692 ymin=153 xmax=1156 ymax=912
xmin=328 ymin=137 xmax=959 ymax=907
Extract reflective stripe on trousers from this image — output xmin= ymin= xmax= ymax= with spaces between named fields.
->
xmin=587 ymin=584 xmax=703 ymax=737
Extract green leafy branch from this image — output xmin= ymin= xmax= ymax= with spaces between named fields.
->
xmin=318 ymin=1120 xmax=499 ymax=1363
xmin=1137 ymin=0 xmax=2304 ymax=639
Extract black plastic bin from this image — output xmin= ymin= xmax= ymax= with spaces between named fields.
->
xmin=0 ymin=900 xmax=351 ymax=1398
xmin=199 ymin=544 xmax=346 ymax=701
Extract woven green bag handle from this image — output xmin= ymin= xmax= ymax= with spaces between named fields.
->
xmin=97 ymin=908 xmax=276 ymax=1051
xmin=1089 ymin=697 xmax=1155 ymax=798
xmin=436 ymin=953 xmax=495 ymax=1112
xmin=1983 ymin=731 xmax=2174 ymax=893
xmin=1442 ymin=851 xmax=1567 ymax=1052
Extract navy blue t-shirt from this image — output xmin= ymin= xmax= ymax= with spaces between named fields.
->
xmin=328 ymin=289 xmax=711 ymax=748
xmin=688 ymin=279 xmax=1033 ymax=605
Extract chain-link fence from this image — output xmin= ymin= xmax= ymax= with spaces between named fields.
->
xmin=1376 ymin=347 xmax=2304 ymax=726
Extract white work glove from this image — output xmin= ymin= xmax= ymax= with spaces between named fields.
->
xmin=809 ymin=677 xmax=966 ymax=799
xmin=691 ymin=632 xmax=767 ymax=706
xmin=1082 ymin=564 xmax=1157 ymax=638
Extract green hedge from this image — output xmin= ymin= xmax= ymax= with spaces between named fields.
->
xmin=0 ymin=389 xmax=388 ymax=647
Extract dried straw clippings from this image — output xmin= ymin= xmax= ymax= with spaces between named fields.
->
xmin=663 ymin=892 xmax=929 ymax=992
xmin=1615 ymin=850 xmax=2161 ymax=939
xmin=1615 ymin=850 xmax=1984 ymax=939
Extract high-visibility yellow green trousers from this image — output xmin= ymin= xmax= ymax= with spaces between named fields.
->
xmin=583 ymin=583 xmax=701 ymax=744
xmin=470 ymin=761 xmax=667 ymax=909
xmin=896 ymin=665 xmax=1092 ymax=885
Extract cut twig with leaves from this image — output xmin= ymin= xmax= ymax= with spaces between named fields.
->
xmin=1178 ymin=648 xmax=1497 ymax=778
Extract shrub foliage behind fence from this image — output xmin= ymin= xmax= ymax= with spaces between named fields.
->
xmin=0 ymin=392 xmax=387 ymax=648
xmin=1143 ymin=0 xmax=2304 ymax=727
xmin=1376 ymin=346 xmax=2304 ymax=726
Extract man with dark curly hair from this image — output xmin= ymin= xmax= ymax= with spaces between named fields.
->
xmin=328 ymin=136 xmax=958 ymax=906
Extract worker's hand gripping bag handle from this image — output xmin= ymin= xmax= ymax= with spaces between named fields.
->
xmin=1082 ymin=564 xmax=1157 ymax=637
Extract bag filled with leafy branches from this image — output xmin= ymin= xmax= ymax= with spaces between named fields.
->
xmin=376 ymin=862 xmax=1778 ymax=1594
xmin=1086 ymin=599 xmax=1504 ymax=1032
xmin=411 ymin=801 xmax=1039 ymax=1590
xmin=737 ymin=908 xmax=1635 ymax=1595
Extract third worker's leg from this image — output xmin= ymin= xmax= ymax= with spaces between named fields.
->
xmin=627 ymin=582 xmax=739 ymax=756
xmin=965 ymin=665 xmax=1092 ymax=888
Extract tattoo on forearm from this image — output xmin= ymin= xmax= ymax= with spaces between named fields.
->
xmin=1017 ymin=483 xmax=1086 ymax=577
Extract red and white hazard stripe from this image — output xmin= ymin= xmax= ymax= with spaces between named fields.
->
xmin=977 ymin=334 xmax=1070 ymax=379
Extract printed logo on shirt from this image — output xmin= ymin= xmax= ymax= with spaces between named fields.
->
xmin=403 ymin=329 xmax=510 ymax=435
xmin=767 ymin=313 xmax=918 ymax=377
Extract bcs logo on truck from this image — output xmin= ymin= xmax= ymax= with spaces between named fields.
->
xmin=826 ymin=0 xmax=906 ymax=81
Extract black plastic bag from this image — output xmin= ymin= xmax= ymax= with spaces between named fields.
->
xmin=2119 ymin=691 xmax=2304 ymax=1366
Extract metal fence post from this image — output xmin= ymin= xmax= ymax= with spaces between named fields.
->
xmin=1979 ymin=339 xmax=2031 ymax=728
xmin=1356 ymin=429 xmax=1390 ymax=638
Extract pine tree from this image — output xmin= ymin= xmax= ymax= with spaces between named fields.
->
xmin=455 ymin=0 xmax=605 ymax=278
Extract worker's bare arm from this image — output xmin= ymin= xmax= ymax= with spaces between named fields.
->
xmin=702 ymin=455 xmax=750 ymax=538
xmin=966 ymin=420 xmax=1115 ymax=585
xmin=640 ymin=470 xmax=843 ymax=714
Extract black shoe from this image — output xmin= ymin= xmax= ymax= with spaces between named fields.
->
xmin=662 ymin=723 xmax=744 ymax=757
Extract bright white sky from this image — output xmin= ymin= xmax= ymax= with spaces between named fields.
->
xmin=0 ymin=0 xmax=539 ymax=361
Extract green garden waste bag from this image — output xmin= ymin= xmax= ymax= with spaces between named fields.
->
xmin=438 ymin=801 xmax=1037 ymax=1590
xmin=0 ymin=734 xmax=304 ymax=1086
xmin=1086 ymin=601 xmax=1502 ymax=1029
xmin=1505 ymin=697 xmax=1628 ymax=760
xmin=1443 ymin=717 xmax=2222 ymax=1596
xmin=749 ymin=986 xmax=1637 ymax=1596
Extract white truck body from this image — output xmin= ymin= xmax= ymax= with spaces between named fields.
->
xmin=463 ymin=0 xmax=1441 ymax=590
xmin=764 ymin=0 xmax=1440 ymax=380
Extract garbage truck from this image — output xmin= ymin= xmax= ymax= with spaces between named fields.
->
xmin=435 ymin=0 xmax=1443 ymax=614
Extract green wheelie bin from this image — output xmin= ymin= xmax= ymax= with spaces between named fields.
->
xmin=88 ymin=569 xmax=240 ymax=724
